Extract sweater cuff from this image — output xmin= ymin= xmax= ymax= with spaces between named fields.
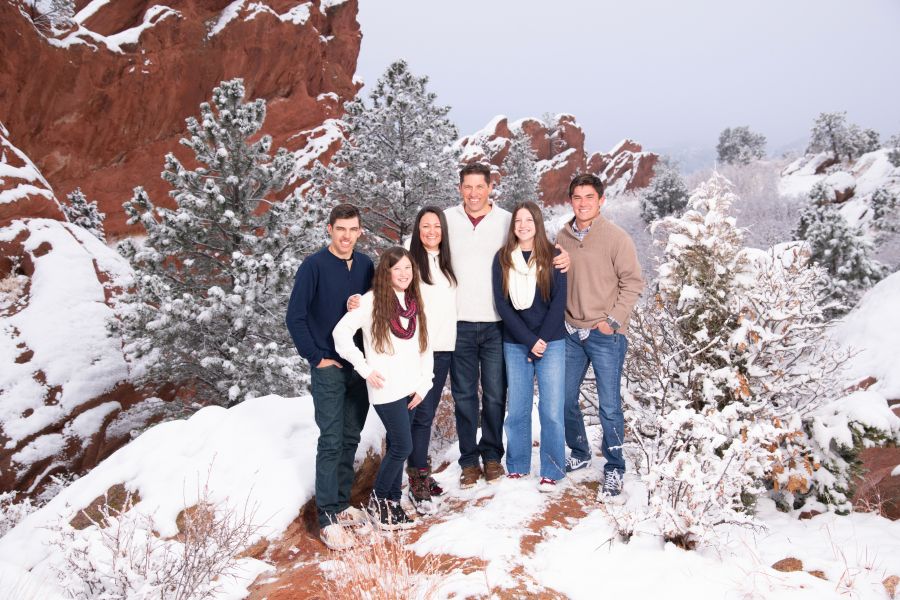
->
xmin=355 ymin=362 xmax=373 ymax=380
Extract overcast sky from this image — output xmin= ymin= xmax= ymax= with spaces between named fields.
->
xmin=356 ymin=0 xmax=900 ymax=159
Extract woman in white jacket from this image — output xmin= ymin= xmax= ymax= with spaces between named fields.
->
xmin=333 ymin=246 xmax=433 ymax=530
xmin=405 ymin=206 xmax=457 ymax=514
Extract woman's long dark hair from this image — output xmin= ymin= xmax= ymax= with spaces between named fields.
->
xmin=409 ymin=206 xmax=456 ymax=286
xmin=371 ymin=247 xmax=428 ymax=354
xmin=499 ymin=202 xmax=554 ymax=302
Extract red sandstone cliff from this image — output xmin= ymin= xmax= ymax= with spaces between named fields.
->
xmin=457 ymin=114 xmax=659 ymax=205
xmin=0 ymin=0 xmax=361 ymax=238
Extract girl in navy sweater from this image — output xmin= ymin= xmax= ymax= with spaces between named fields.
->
xmin=491 ymin=202 xmax=567 ymax=491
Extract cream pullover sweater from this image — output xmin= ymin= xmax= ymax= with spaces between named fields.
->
xmin=333 ymin=291 xmax=434 ymax=405
xmin=420 ymin=250 xmax=457 ymax=351
xmin=444 ymin=204 xmax=511 ymax=322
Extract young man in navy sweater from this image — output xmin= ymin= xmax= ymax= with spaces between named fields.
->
xmin=286 ymin=203 xmax=374 ymax=550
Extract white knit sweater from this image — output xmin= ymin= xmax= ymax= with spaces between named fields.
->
xmin=332 ymin=291 xmax=434 ymax=405
xmin=421 ymin=250 xmax=457 ymax=351
xmin=444 ymin=204 xmax=511 ymax=322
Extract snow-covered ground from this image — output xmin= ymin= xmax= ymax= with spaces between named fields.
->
xmin=0 ymin=394 xmax=385 ymax=598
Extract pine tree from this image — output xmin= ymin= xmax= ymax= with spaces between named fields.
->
xmin=887 ymin=134 xmax=900 ymax=168
xmin=305 ymin=60 xmax=459 ymax=248
xmin=115 ymin=79 xmax=320 ymax=409
xmin=716 ymin=126 xmax=767 ymax=165
xmin=870 ymin=186 xmax=899 ymax=233
xmin=63 ymin=188 xmax=106 ymax=242
xmin=794 ymin=187 xmax=886 ymax=314
xmin=639 ymin=159 xmax=689 ymax=223
xmin=494 ymin=130 xmax=540 ymax=208
xmin=806 ymin=111 xmax=879 ymax=162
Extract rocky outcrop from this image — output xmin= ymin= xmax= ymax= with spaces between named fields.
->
xmin=457 ymin=114 xmax=658 ymax=205
xmin=0 ymin=0 xmax=362 ymax=239
xmin=0 ymin=130 xmax=162 ymax=496
xmin=0 ymin=122 xmax=65 ymax=227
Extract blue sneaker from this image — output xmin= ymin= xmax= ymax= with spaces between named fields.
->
xmin=565 ymin=455 xmax=591 ymax=473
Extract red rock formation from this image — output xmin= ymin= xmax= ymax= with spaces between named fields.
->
xmin=0 ymin=0 xmax=362 ymax=239
xmin=0 ymin=122 xmax=65 ymax=228
xmin=457 ymin=114 xmax=659 ymax=205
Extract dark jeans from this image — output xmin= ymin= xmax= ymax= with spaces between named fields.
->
xmin=310 ymin=365 xmax=369 ymax=528
xmin=450 ymin=321 xmax=506 ymax=468
xmin=373 ymin=397 xmax=416 ymax=501
xmin=409 ymin=351 xmax=452 ymax=469
xmin=564 ymin=330 xmax=628 ymax=474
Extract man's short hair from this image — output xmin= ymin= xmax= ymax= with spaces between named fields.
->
xmin=568 ymin=174 xmax=605 ymax=198
xmin=328 ymin=203 xmax=361 ymax=226
xmin=459 ymin=162 xmax=492 ymax=185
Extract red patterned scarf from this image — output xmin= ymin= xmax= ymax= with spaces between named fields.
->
xmin=389 ymin=290 xmax=418 ymax=340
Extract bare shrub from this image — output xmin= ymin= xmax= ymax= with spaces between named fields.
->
xmin=0 ymin=491 xmax=37 ymax=537
xmin=50 ymin=481 xmax=261 ymax=600
xmin=316 ymin=526 xmax=446 ymax=600
xmin=429 ymin=390 xmax=457 ymax=456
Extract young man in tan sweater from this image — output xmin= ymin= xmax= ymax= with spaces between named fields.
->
xmin=556 ymin=174 xmax=644 ymax=503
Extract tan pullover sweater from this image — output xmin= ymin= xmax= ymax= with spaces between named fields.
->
xmin=556 ymin=214 xmax=644 ymax=333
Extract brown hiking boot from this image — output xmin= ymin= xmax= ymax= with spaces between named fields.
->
xmin=406 ymin=467 xmax=436 ymax=515
xmin=459 ymin=465 xmax=482 ymax=489
xmin=484 ymin=460 xmax=505 ymax=484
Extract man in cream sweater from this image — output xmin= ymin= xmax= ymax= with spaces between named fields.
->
xmin=556 ymin=174 xmax=644 ymax=503
xmin=444 ymin=162 xmax=512 ymax=488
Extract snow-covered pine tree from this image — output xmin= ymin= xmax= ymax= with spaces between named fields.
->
xmin=63 ymin=188 xmax=106 ymax=242
xmin=716 ymin=126 xmax=766 ymax=165
xmin=870 ymin=186 xmax=899 ymax=233
xmin=806 ymin=111 xmax=878 ymax=163
xmin=115 ymin=78 xmax=318 ymax=409
xmin=794 ymin=185 xmax=886 ymax=314
xmin=887 ymin=134 xmax=900 ymax=168
xmin=494 ymin=130 xmax=540 ymax=208
xmin=305 ymin=60 xmax=459 ymax=248
xmin=639 ymin=159 xmax=689 ymax=223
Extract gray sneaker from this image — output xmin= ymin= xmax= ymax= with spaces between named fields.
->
xmin=598 ymin=470 xmax=625 ymax=505
xmin=565 ymin=455 xmax=592 ymax=473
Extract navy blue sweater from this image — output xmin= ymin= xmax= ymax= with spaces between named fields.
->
xmin=491 ymin=250 xmax=566 ymax=360
xmin=286 ymin=247 xmax=374 ymax=368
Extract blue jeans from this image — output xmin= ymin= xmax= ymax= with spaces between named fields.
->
xmin=450 ymin=321 xmax=506 ymax=468
xmin=504 ymin=340 xmax=566 ymax=480
xmin=564 ymin=330 xmax=628 ymax=474
xmin=373 ymin=398 xmax=416 ymax=502
xmin=310 ymin=365 xmax=369 ymax=528
xmin=409 ymin=351 xmax=452 ymax=469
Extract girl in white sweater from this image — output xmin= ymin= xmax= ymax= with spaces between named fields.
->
xmin=333 ymin=246 xmax=433 ymax=530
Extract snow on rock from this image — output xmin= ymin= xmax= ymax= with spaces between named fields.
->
xmin=779 ymin=149 xmax=900 ymax=229
xmin=0 ymin=122 xmax=64 ymax=226
xmin=0 ymin=217 xmax=151 ymax=496
xmin=0 ymin=0 xmax=362 ymax=238
xmin=456 ymin=114 xmax=658 ymax=205
xmin=0 ymin=394 xmax=385 ymax=597
xmin=834 ymin=270 xmax=900 ymax=399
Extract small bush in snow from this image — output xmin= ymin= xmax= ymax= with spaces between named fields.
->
xmin=0 ymin=492 xmax=37 ymax=537
xmin=304 ymin=59 xmax=460 ymax=249
xmin=51 ymin=485 xmax=260 ymax=600
xmin=716 ymin=126 xmax=766 ymax=166
xmin=115 ymin=78 xmax=322 ymax=407
xmin=16 ymin=0 xmax=74 ymax=33
xmin=62 ymin=188 xmax=106 ymax=242
xmin=639 ymin=159 xmax=688 ymax=223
